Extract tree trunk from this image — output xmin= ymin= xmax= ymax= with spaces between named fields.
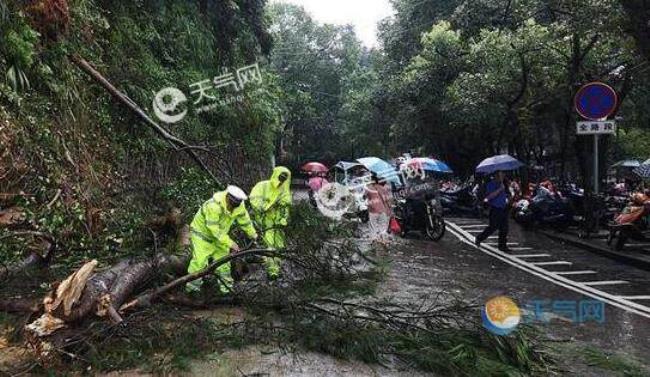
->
xmin=620 ymin=0 xmax=650 ymax=64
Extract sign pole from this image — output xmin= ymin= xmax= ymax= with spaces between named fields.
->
xmin=593 ymin=134 xmax=599 ymax=194
xmin=574 ymin=82 xmax=618 ymax=237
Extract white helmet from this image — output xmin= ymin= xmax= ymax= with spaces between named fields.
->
xmin=226 ymin=185 xmax=248 ymax=202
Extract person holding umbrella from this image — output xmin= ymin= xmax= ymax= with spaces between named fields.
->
xmin=475 ymin=170 xmax=511 ymax=252
xmin=474 ymin=154 xmax=524 ymax=252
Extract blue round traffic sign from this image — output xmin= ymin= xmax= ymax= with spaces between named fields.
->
xmin=574 ymin=82 xmax=618 ymax=121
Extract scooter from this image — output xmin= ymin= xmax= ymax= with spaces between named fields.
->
xmin=393 ymin=193 xmax=445 ymax=241
xmin=440 ymin=184 xmax=483 ymax=217
xmin=513 ymin=187 xmax=573 ymax=229
xmin=607 ymin=194 xmax=650 ymax=251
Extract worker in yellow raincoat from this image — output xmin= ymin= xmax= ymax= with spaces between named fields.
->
xmin=249 ymin=166 xmax=292 ymax=279
xmin=186 ymin=185 xmax=258 ymax=294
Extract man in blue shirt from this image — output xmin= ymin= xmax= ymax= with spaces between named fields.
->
xmin=475 ymin=171 xmax=511 ymax=251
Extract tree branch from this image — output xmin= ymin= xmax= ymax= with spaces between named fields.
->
xmin=69 ymin=54 xmax=222 ymax=187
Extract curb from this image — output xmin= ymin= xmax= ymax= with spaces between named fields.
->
xmin=540 ymin=230 xmax=650 ymax=272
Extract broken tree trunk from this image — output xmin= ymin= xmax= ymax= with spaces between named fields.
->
xmin=23 ymin=249 xmax=270 ymax=365
xmin=42 ymin=254 xmax=188 ymax=324
xmin=69 ymin=54 xmax=222 ymax=186
xmin=96 ymin=253 xmax=188 ymax=323
xmin=120 ymin=248 xmax=271 ymax=313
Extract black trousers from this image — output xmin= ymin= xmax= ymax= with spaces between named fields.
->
xmin=476 ymin=207 xmax=509 ymax=249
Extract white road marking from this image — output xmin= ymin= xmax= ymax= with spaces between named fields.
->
xmin=445 ymin=220 xmax=650 ymax=319
xmin=485 ymin=242 xmax=519 ymax=246
xmin=619 ymin=296 xmax=650 ymax=300
xmin=466 ymin=230 xmax=485 ymax=233
xmin=553 ymin=270 xmax=598 ymax=276
xmin=487 ymin=236 xmax=498 ymax=239
xmin=583 ymin=281 xmax=629 ymax=286
xmin=461 ymin=224 xmax=488 ymax=228
xmin=510 ymin=247 xmax=533 ymax=251
xmin=532 ymin=261 xmax=573 ymax=266
xmin=512 ymin=254 xmax=551 ymax=258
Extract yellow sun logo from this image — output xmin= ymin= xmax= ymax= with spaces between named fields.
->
xmin=485 ymin=296 xmax=520 ymax=324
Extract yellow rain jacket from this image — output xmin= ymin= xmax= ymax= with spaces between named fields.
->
xmin=250 ymin=167 xmax=292 ymax=276
xmin=186 ymin=190 xmax=258 ymax=293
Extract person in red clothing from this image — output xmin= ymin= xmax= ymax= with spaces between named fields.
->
xmin=365 ymin=173 xmax=393 ymax=244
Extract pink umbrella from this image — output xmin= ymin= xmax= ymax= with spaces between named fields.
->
xmin=301 ymin=162 xmax=328 ymax=173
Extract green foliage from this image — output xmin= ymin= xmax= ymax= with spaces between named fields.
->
xmin=160 ymin=167 xmax=219 ymax=214
xmin=0 ymin=9 xmax=39 ymax=92
xmin=0 ymin=0 xmax=281 ymax=270
xmin=332 ymin=0 xmax=650 ymax=176
xmin=272 ymin=306 xmax=553 ymax=376
xmin=617 ymin=127 xmax=650 ymax=159
xmin=268 ymin=3 xmax=374 ymax=166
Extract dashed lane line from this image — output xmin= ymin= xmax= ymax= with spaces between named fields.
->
xmin=582 ymin=281 xmax=629 ymax=287
xmin=620 ymin=296 xmax=650 ymax=300
xmin=445 ymin=220 xmax=650 ymax=319
xmin=553 ymin=270 xmax=598 ymax=276
xmin=511 ymin=254 xmax=552 ymax=258
xmin=532 ymin=261 xmax=573 ymax=266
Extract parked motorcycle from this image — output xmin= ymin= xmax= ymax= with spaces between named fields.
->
xmin=440 ymin=184 xmax=483 ymax=217
xmin=393 ymin=193 xmax=445 ymax=241
xmin=560 ymin=184 xmax=627 ymax=237
xmin=513 ymin=187 xmax=573 ymax=229
xmin=607 ymin=193 xmax=650 ymax=251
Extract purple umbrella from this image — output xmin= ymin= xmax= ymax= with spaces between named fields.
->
xmin=476 ymin=154 xmax=524 ymax=174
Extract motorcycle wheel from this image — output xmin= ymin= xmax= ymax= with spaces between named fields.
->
xmin=425 ymin=216 xmax=446 ymax=241
xmin=614 ymin=234 xmax=627 ymax=251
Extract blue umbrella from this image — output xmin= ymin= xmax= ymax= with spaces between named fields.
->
xmin=410 ymin=157 xmax=453 ymax=174
xmin=634 ymin=163 xmax=650 ymax=179
xmin=476 ymin=154 xmax=524 ymax=174
xmin=357 ymin=157 xmax=402 ymax=186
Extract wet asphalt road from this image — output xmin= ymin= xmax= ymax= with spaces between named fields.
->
xmin=382 ymin=216 xmax=650 ymax=374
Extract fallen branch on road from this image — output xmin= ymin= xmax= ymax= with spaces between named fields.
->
xmin=120 ymin=248 xmax=273 ymax=314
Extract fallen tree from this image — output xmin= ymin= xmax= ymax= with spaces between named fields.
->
xmin=21 ymin=247 xmax=273 ymax=366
